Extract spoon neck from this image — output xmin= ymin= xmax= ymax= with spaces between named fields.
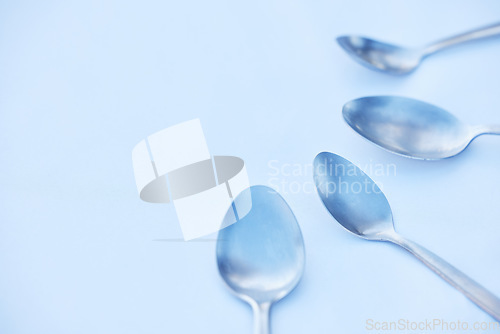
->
xmin=382 ymin=231 xmax=425 ymax=255
xmin=251 ymin=302 xmax=271 ymax=334
xmin=384 ymin=232 xmax=414 ymax=250
xmin=471 ymin=124 xmax=500 ymax=137
xmin=377 ymin=229 xmax=402 ymax=244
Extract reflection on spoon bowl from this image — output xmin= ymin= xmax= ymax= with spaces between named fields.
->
xmin=337 ymin=36 xmax=422 ymax=74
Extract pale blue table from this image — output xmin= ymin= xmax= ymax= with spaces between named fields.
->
xmin=1 ymin=1 xmax=500 ymax=333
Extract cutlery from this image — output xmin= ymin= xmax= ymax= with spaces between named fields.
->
xmin=343 ymin=96 xmax=500 ymax=160
xmin=216 ymin=186 xmax=305 ymax=334
xmin=337 ymin=22 xmax=500 ymax=74
xmin=313 ymin=152 xmax=500 ymax=320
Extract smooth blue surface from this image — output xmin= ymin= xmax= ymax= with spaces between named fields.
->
xmin=1 ymin=1 xmax=500 ymax=333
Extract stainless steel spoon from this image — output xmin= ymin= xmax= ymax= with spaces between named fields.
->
xmin=343 ymin=96 xmax=500 ymax=160
xmin=337 ymin=22 xmax=500 ymax=74
xmin=216 ymin=186 xmax=305 ymax=334
xmin=313 ymin=151 xmax=500 ymax=321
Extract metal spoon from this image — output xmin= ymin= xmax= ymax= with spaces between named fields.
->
xmin=343 ymin=96 xmax=500 ymax=160
xmin=337 ymin=22 xmax=500 ymax=74
xmin=216 ymin=186 xmax=305 ymax=334
xmin=313 ymin=151 xmax=500 ymax=320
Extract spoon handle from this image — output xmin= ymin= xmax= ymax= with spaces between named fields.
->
xmin=423 ymin=22 xmax=500 ymax=56
xmin=389 ymin=234 xmax=500 ymax=321
xmin=252 ymin=302 xmax=271 ymax=334
xmin=473 ymin=124 xmax=500 ymax=136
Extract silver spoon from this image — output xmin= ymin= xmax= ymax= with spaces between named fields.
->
xmin=343 ymin=96 xmax=500 ymax=160
xmin=337 ymin=22 xmax=500 ymax=74
xmin=216 ymin=186 xmax=305 ymax=334
xmin=313 ymin=151 xmax=500 ymax=320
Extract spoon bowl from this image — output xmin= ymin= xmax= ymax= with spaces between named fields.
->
xmin=313 ymin=152 xmax=500 ymax=321
xmin=217 ymin=185 xmax=305 ymax=334
xmin=313 ymin=151 xmax=395 ymax=240
xmin=337 ymin=36 xmax=422 ymax=74
xmin=343 ymin=96 xmax=500 ymax=160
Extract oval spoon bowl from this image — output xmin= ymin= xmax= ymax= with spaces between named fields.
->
xmin=342 ymin=96 xmax=494 ymax=160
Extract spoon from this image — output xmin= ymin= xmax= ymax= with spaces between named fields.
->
xmin=313 ymin=152 xmax=500 ymax=320
xmin=216 ymin=186 xmax=305 ymax=334
xmin=343 ymin=96 xmax=500 ymax=160
xmin=337 ymin=22 xmax=500 ymax=74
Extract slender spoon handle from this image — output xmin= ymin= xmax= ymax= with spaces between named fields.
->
xmin=252 ymin=302 xmax=271 ymax=334
xmin=423 ymin=22 xmax=500 ymax=56
xmin=388 ymin=234 xmax=500 ymax=321
xmin=473 ymin=124 xmax=500 ymax=136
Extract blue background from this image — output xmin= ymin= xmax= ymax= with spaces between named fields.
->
xmin=1 ymin=1 xmax=500 ymax=333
